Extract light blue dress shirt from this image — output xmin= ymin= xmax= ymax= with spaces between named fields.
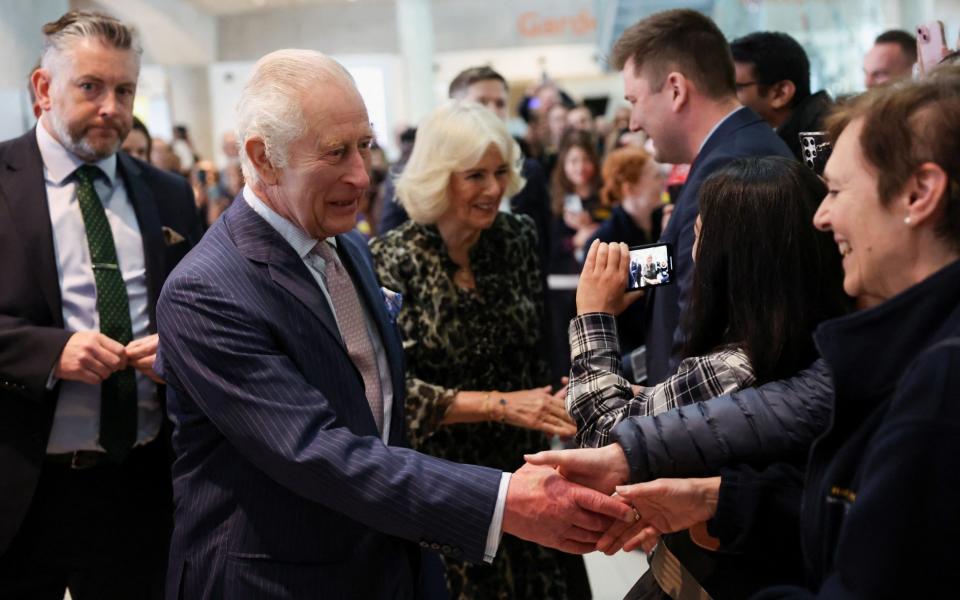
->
xmin=37 ymin=119 xmax=161 ymax=454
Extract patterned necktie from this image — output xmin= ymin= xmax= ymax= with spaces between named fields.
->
xmin=74 ymin=164 xmax=138 ymax=461
xmin=313 ymin=242 xmax=384 ymax=433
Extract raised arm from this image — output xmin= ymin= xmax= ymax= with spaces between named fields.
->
xmin=610 ymin=358 xmax=834 ymax=483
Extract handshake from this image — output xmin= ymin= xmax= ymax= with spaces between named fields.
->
xmin=501 ymin=443 xmax=720 ymax=555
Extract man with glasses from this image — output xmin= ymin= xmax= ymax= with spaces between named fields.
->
xmin=731 ymin=31 xmax=834 ymax=160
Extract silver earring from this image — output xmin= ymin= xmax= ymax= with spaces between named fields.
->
xmin=904 ymin=216 xmax=912 ymax=225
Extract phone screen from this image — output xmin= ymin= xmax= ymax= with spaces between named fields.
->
xmin=564 ymin=194 xmax=584 ymax=214
xmin=626 ymin=243 xmax=674 ymax=290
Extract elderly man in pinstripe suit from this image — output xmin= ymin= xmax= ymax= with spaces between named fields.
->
xmin=155 ymin=49 xmax=633 ymax=600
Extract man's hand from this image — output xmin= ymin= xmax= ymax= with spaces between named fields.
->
xmin=524 ymin=443 xmax=630 ymax=494
xmin=54 ymin=331 xmax=128 ymax=385
xmin=502 ymin=463 xmax=635 ymax=554
xmin=596 ymin=477 xmax=721 ymax=553
xmin=126 ymin=334 xmax=164 ymax=383
xmin=501 ymin=387 xmax=577 ymax=437
xmin=577 ymin=240 xmax=642 ymax=316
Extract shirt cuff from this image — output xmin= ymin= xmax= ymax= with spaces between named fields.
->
xmin=569 ymin=312 xmax=620 ymax=360
xmin=483 ymin=472 xmax=511 ymax=563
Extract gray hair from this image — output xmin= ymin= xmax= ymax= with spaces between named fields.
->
xmin=236 ymin=49 xmax=357 ymax=185
xmin=40 ymin=10 xmax=140 ymax=71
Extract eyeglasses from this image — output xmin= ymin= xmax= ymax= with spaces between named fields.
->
xmin=734 ymin=81 xmax=759 ymax=90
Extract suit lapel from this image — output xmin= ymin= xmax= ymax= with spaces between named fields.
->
xmin=225 ymin=198 xmax=345 ymax=349
xmin=117 ymin=152 xmax=164 ymax=330
xmin=0 ymin=129 xmax=63 ymax=325
xmin=664 ymin=107 xmax=763 ymax=241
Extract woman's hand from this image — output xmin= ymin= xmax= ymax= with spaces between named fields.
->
xmin=499 ymin=386 xmax=577 ymax=437
xmin=596 ymin=477 xmax=721 ymax=554
xmin=577 ymin=240 xmax=643 ymax=316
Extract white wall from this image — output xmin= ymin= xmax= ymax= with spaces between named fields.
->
xmin=0 ymin=0 xmax=69 ymax=139
xmin=207 ymin=54 xmax=402 ymax=166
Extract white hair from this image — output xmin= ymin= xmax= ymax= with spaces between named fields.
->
xmin=236 ymin=49 xmax=357 ymax=185
xmin=396 ymin=100 xmax=525 ymax=224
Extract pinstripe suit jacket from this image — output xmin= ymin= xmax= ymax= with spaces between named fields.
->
xmin=156 ymin=198 xmax=502 ymax=600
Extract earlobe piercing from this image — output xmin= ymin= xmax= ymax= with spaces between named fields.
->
xmin=904 ymin=216 xmax=912 ymax=225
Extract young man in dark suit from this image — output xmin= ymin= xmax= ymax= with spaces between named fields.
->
xmin=612 ymin=9 xmax=794 ymax=384
xmin=0 ymin=10 xmax=201 ymax=599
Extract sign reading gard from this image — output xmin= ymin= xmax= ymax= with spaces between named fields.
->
xmin=517 ymin=9 xmax=597 ymax=39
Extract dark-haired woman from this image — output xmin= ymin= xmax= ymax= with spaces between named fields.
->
xmin=568 ymin=157 xmax=848 ymax=448
xmin=546 ymin=130 xmax=605 ymax=379
xmin=566 ymin=156 xmax=849 ymax=598
xmin=549 ymin=129 xmax=605 ymax=272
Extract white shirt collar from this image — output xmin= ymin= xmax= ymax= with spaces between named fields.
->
xmin=242 ymin=185 xmax=337 ymax=259
xmin=36 ymin=116 xmax=117 ymax=186
xmin=696 ymin=106 xmax=745 ymax=155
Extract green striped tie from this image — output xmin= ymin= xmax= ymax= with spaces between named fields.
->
xmin=74 ymin=165 xmax=138 ymax=461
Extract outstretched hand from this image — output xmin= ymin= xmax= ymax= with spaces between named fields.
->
xmin=577 ymin=240 xmax=643 ymax=316
xmin=502 ymin=462 xmax=635 ymax=554
xmin=596 ymin=477 xmax=721 ymax=554
xmin=501 ymin=386 xmax=577 ymax=437
xmin=524 ymin=443 xmax=630 ymax=495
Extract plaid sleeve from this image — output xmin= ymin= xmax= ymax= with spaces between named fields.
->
xmin=567 ymin=313 xmax=638 ymax=448
xmin=567 ymin=313 xmax=755 ymax=448
xmin=642 ymin=350 xmax=756 ymax=417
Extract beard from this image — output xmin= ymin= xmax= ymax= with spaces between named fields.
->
xmin=46 ymin=109 xmax=126 ymax=162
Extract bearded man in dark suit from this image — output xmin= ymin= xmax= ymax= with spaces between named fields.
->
xmin=0 ymin=10 xmax=202 ymax=600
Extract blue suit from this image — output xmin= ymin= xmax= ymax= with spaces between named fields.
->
xmin=156 ymin=198 xmax=502 ymax=599
xmin=644 ymin=107 xmax=793 ymax=384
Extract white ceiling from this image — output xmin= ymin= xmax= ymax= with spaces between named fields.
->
xmin=186 ymin=0 xmax=363 ymax=16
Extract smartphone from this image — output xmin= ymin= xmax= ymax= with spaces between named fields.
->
xmin=917 ymin=20 xmax=949 ymax=75
xmin=563 ymin=194 xmax=584 ymax=214
xmin=799 ymin=131 xmax=832 ymax=176
xmin=626 ymin=242 xmax=674 ymax=291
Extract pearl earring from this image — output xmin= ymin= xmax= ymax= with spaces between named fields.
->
xmin=904 ymin=216 xmax=912 ymax=225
